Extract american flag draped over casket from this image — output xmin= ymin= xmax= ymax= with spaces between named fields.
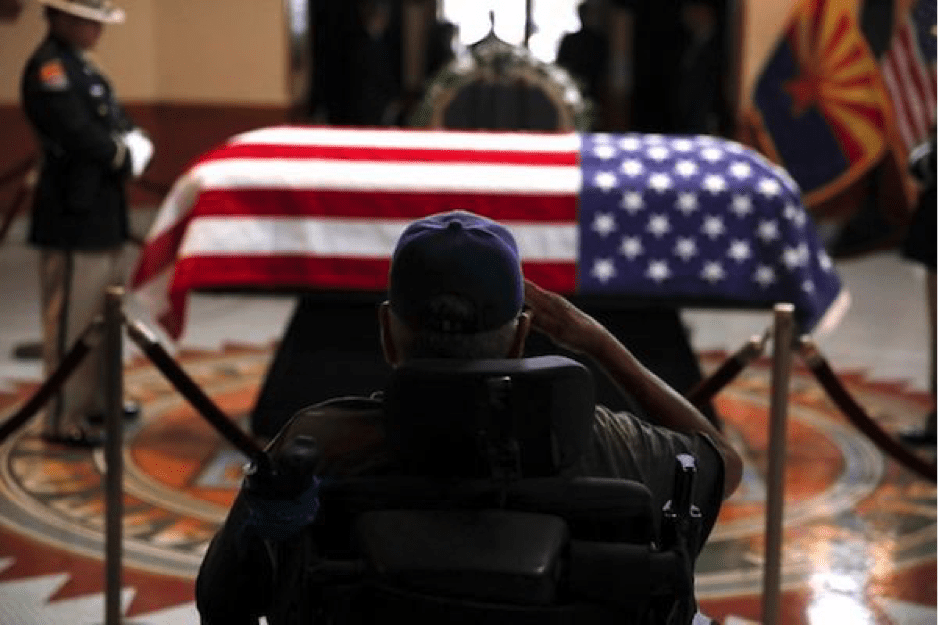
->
xmin=130 ymin=126 xmax=848 ymax=340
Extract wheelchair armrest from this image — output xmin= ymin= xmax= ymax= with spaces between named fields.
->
xmin=354 ymin=509 xmax=568 ymax=606
xmin=508 ymin=477 xmax=657 ymax=543
xmin=567 ymin=540 xmax=693 ymax=604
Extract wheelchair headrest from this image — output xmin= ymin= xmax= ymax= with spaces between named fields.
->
xmin=383 ymin=355 xmax=595 ymax=478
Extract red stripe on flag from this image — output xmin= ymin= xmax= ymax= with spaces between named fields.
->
xmin=521 ymin=262 xmax=577 ymax=294
xmin=133 ymin=189 xmax=577 ymax=289
xmin=161 ymin=256 xmax=391 ymax=340
xmin=180 ymin=189 xmax=578 ymax=222
xmin=158 ymin=307 xmax=184 ymax=341
xmin=170 ymin=255 xmax=576 ymax=295
xmin=929 ymin=73 xmax=937 ymax=117
xmin=131 ymin=219 xmax=192 ymax=287
xmin=883 ymin=58 xmax=915 ymax=148
xmin=171 ymin=255 xmax=393 ymax=294
xmin=883 ymin=21 xmax=937 ymax=152
xmin=161 ymin=255 xmax=577 ymax=338
xmin=189 ymin=143 xmax=579 ymax=167
xmin=928 ymin=64 xmax=937 ymax=105
xmin=899 ymin=24 xmax=931 ymax=137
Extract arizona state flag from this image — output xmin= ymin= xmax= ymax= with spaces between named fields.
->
xmin=744 ymin=0 xmax=892 ymax=207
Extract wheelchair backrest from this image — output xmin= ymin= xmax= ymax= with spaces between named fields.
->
xmin=382 ymin=355 xmax=596 ymax=478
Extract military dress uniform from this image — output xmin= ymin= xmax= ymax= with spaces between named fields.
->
xmin=21 ymin=32 xmax=139 ymax=443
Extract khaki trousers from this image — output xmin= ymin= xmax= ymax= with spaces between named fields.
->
xmin=40 ymin=247 xmax=126 ymax=437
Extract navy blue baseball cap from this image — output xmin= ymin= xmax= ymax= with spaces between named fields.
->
xmin=389 ymin=211 xmax=524 ymax=333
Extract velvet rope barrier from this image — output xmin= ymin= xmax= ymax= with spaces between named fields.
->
xmin=0 ymin=320 xmax=96 ymax=445
xmin=686 ymin=329 xmax=770 ymax=410
xmin=798 ymin=336 xmax=936 ymax=483
xmin=0 ymin=181 xmax=31 ymax=244
xmin=124 ymin=317 xmax=270 ymax=473
xmin=0 ymin=315 xmax=267 ymax=470
xmin=0 ymin=157 xmax=37 ymax=245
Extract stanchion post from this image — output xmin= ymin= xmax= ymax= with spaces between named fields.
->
xmin=762 ymin=303 xmax=795 ymax=625
xmin=103 ymin=287 xmax=124 ymax=625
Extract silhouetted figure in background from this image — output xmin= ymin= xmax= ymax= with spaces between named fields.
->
xmin=627 ymin=2 xmax=684 ymax=132
xmin=556 ymin=1 xmax=608 ymax=107
xmin=348 ymin=0 xmax=401 ymax=126
xmin=309 ymin=0 xmax=401 ymax=126
xmin=674 ymin=0 xmax=722 ymax=134
xmin=425 ymin=18 xmax=457 ymax=80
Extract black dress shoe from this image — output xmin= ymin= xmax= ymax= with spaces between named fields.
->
xmin=42 ymin=429 xmax=105 ymax=448
xmin=899 ymin=411 xmax=937 ymax=447
xmin=899 ymin=427 xmax=937 ymax=447
xmin=123 ymin=400 xmax=142 ymax=420
xmin=86 ymin=401 xmax=142 ymax=426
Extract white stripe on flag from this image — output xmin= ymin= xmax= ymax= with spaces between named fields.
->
xmin=882 ymin=60 xmax=917 ymax=149
xmin=230 ymin=126 xmax=582 ymax=154
xmin=144 ymin=170 xmax=205 ymax=242
xmin=883 ymin=20 xmax=937 ymax=153
xmin=891 ymin=28 xmax=931 ymax=142
xmin=187 ymin=158 xmax=582 ymax=195
xmin=900 ymin=23 xmax=936 ymax=112
xmin=178 ymin=216 xmax=578 ymax=262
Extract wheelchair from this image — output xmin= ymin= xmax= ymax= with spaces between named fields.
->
xmin=271 ymin=355 xmax=704 ymax=624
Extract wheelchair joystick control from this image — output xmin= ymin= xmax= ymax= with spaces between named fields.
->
xmin=668 ymin=454 xmax=700 ymax=518
xmin=246 ymin=434 xmax=321 ymax=499
xmin=662 ymin=453 xmax=702 ymax=550
xmin=237 ymin=435 xmax=322 ymax=542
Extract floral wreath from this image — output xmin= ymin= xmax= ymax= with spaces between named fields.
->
xmin=409 ymin=33 xmax=594 ymax=131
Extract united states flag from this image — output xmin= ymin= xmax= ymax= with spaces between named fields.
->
xmin=881 ymin=0 xmax=936 ymax=154
xmin=130 ymin=126 xmax=845 ymax=340
xmin=577 ymin=133 xmax=843 ymax=332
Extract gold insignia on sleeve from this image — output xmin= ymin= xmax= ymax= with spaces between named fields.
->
xmin=38 ymin=60 xmax=69 ymax=91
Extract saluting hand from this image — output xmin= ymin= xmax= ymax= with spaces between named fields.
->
xmin=523 ymin=279 xmax=611 ymax=356
xmin=526 ymin=279 xmax=743 ymax=496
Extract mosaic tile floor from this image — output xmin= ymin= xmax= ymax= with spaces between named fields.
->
xmin=0 ymin=227 xmax=934 ymax=624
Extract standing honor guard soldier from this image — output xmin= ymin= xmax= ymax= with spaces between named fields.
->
xmin=21 ymin=0 xmax=153 ymax=447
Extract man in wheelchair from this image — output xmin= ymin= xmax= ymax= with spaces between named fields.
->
xmin=196 ymin=210 xmax=743 ymax=624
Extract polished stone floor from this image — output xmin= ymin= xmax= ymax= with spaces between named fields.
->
xmin=0 ymin=211 xmax=934 ymax=624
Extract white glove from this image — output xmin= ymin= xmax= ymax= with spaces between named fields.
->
xmin=123 ymin=128 xmax=154 ymax=178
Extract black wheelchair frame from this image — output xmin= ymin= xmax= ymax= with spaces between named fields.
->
xmin=267 ymin=355 xmax=703 ymax=624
